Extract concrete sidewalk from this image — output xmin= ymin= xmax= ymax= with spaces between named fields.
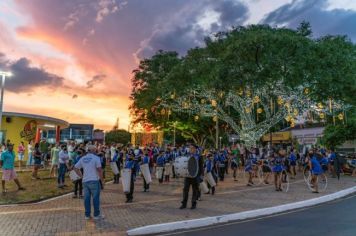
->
xmin=0 ymin=172 xmax=355 ymax=236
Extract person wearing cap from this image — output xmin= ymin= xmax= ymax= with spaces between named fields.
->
xmin=74 ymin=145 xmax=104 ymax=220
xmin=1 ymin=144 xmax=26 ymax=194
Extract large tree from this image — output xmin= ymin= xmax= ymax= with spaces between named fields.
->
xmin=130 ymin=23 xmax=356 ymax=146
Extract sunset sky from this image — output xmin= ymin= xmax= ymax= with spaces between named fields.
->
xmin=0 ymin=0 xmax=355 ymax=131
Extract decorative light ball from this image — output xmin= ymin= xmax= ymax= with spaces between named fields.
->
xmin=304 ymin=88 xmax=310 ymax=95
xmin=168 ymin=110 xmax=172 ymax=115
xmin=170 ymin=93 xmax=176 ymax=99
xmin=144 ymin=109 xmax=148 ymax=114
xmin=156 ymin=97 xmax=161 ymax=101
xmin=284 ymin=102 xmax=291 ymax=108
xmin=277 ymin=96 xmax=284 ymax=105
xmin=253 ymin=96 xmax=260 ymax=103
xmin=237 ymin=89 xmax=243 ymax=96
xmin=245 ymin=107 xmax=251 ymax=113
xmin=194 ymin=115 xmax=199 ymax=121
xmin=246 ymin=90 xmax=251 ymax=97
xmin=160 ymin=108 xmax=166 ymax=115
xmin=285 ymin=115 xmax=291 ymax=122
xmin=212 ymin=116 xmax=218 ymax=122
xmin=201 ymin=99 xmax=206 ymax=104
xmin=317 ymin=103 xmax=323 ymax=109
xmin=211 ymin=100 xmax=217 ymax=107
xmin=219 ymin=91 xmax=225 ymax=98
xmin=293 ymin=109 xmax=298 ymax=116
xmin=319 ymin=113 xmax=325 ymax=119
xmin=257 ymin=108 xmax=263 ymax=114
xmin=290 ymin=122 xmax=295 ymax=128
xmin=338 ymin=113 xmax=344 ymax=120
xmin=182 ymin=102 xmax=189 ymax=109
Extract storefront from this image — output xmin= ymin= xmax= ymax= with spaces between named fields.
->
xmin=0 ymin=112 xmax=69 ymax=157
xmin=262 ymin=131 xmax=292 ymax=144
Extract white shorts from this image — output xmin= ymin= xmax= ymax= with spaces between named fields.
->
xmin=18 ymin=153 xmax=25 ymax=161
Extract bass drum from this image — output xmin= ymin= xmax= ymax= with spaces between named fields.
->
xmin=140 ymin=163 xmax=152 ymax=184
xmin=206 ymin=172 xmax=216 ymax=187
xmin=174 ymin=156 xmax=198 ymax=178
xmin=122 ymin=169 xmax=132 ymax=193
xmin=110 ymin=162 xmax=119 ymax=175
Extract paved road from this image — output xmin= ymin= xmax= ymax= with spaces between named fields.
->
xmin=167 ymin=194 xmax=356 ymax=236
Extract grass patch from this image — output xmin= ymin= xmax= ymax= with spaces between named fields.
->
xmin=0 ymin=168 xmax=113 ymax=205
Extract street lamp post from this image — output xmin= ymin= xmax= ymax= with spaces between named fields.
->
xmin=0 ymin=71 xmax=12 ymax=142
xmin=219 ymin=136 xmax=222 ymax=150
xmin=232 ymin=137 xmax=235 ymax=146
xmin=173 ymin=121 xmax=177 ymax=147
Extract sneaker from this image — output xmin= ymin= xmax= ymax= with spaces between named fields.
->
xmin=85 ymin=216 xmax=91 ymax=220
xmin=94 ymin=215 xmax=105 ymax=220
xmin=190 ymin=204 xmax=197 ymax=210
xmin=72 ymin=195 xmax=78 ymax=199
xmin=18 ymin=187 xmax=26 ymax=191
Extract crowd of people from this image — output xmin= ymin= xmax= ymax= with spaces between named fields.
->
xmin=0 ymin=138 xmax=352 ymax=219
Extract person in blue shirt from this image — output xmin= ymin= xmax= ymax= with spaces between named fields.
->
xmin=112 ymin=149 xmax=121 ymax=184
xmin=309 ymin=153 xmax=323 ymax=193
xmin=288 ymin=149 xmax=297 ymax=179
xmin=204 ymin=153 xmax=216 ymax=195
xmin=124 ymin=154 xmax=139 ymax=203
xmin=141 ymin=150 xmax=150 ymax=192
xmin=320 ymin=150 xmax=329 ymax=173
xmin=245 ymin=149 xmax=258 ymax=186
xmin=272 ymin=149 xmax=286 ymax=191
xmin=156 ymin=151 xmax=165 ymax=183
xmin=218 ymin=152 xmax=226 ymax=181
xmin=1 ymin=144 xmax=25 ymax=193
xmin=164 ymin=150 xmax=173 ymax=182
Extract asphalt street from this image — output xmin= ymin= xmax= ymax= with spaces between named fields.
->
xmin=164 ymin=194 xmax=356 ymax=236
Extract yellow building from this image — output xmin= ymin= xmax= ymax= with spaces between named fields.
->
xmin=1 ymin=112 xmax=69 ymax=158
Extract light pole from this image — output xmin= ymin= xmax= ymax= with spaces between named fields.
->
xmin=219 ymin=136 xmax=222 ymax=150
xmin=0 ymin=71 xmax=12 ymax=142
xmin=173 ymin=121 xmax=177 ymax=147
xmin=232 ymin=137 xmax=235 ymax=146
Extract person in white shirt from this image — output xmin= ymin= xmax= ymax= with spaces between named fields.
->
xmin=74 ymin=145 xmax=104 ymax=220
xmin=58 ymin=145 xmax=70 ymax=188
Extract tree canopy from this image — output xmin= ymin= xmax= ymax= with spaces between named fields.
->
xmin=130 ymin=23 xmax=356 ymax=146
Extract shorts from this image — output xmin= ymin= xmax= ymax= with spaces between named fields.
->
xmin=2 ymin=169 xmax=17 ymax=181
xmin=290 ymin=161 xmax=297 ymax=166
xmin=34 ymin=158 xmax=42 ymax=165
xmin=273 ymin=165 xmax=283 ymax=173
xmin=18 ymin=153 xmax=25 ymax=161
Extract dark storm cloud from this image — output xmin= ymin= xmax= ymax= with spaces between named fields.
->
xmin=136 ymin=0 xmax=250 ymax=59
xmin=262 ymin=0 xmax=356 ymax=41
xmin=0 ymin=53 xmax=64 ymax=92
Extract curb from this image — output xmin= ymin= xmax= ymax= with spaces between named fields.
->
xmin=127 ymin=186 xmax=356 ymax=235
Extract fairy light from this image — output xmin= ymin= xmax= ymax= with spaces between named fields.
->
xmin=160 ymin=81 xmax=350 ymax=146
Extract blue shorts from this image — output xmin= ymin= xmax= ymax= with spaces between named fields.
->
xmin=273 ymin=165 xmax=283 ymax=173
